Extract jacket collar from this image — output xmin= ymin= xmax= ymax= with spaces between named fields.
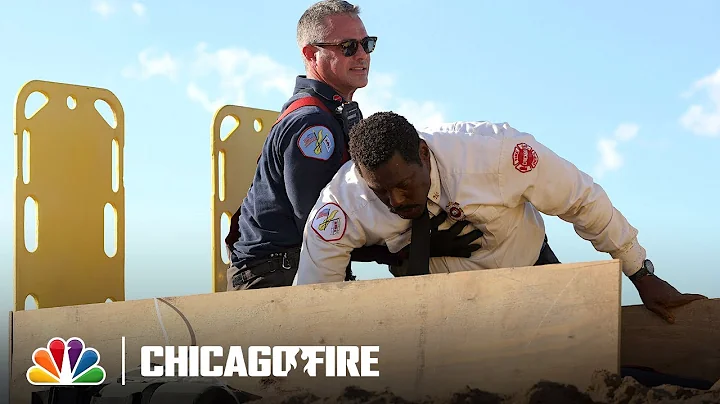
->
xmin=293 ymin=75 xmax=346 ymax=107
xmin=427 ymin=146 xmax=442 ymax=206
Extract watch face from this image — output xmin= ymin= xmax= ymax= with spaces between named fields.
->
xmin=644 ymin=260 xmax=654 ymax=274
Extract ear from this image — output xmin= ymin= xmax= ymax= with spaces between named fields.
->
xmin=419 ymin=140 xmax=430 ymax=165
xmin=301 ymin=44 xmax=318 ymax=65
xmin=354 ymin=164 xmax=365 ymax=179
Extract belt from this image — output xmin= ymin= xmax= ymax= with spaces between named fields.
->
xmin=233 ymin=248 xmax=301 ymax=286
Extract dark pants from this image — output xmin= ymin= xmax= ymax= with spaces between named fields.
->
xmin=619 ymin=366 xmax=715 ymax=390
xmin=226 ymin=249 xmax=300 ymax=291
xmin=534 ymin=235 xmax=560 ymax=266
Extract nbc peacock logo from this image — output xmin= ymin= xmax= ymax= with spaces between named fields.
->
xmin=26 ymin=337 xmax=107 ymax=385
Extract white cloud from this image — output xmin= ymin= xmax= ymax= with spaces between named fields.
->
xmin=593 ymin=123 xmax=639 ymax=179
xmin=121 ymin=43 xmax=445 ymax=126
xmin=121 ymin=49 xmax=178 ymax=80
xmin=131 ymin=2 xmax=146 ymax=17
xmin=91 ymin=0 xmax=114 ymax=17
xmin=187 ymin=82 xmax=223 ymax=114
xmin=613 ymin=123 xmax=639 ymax=142
xmin=353 ymin=72 xmax=445 ymax=129
xmin=395 ymin=100 xmax=445 ymax=130
xmin=680 ymin=67 xmax=720 ymax=137
xmin=184 ymin=43 xmax=297 ymax=111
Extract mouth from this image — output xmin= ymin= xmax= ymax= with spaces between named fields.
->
xmin=391 ymin=205 xmax=424 ymax=219
xmin=350 ymin=67 xmax=367 ymax=73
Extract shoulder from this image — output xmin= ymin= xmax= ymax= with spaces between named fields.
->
xmin=317 ymin=161 xmax=372 ymax=214
xmin=425 ymin=120 xmax=540 ymax=152
xmin=270 ymin=95 xmax=339 ymax=137
xmin=420 ymin=121 xmax=516 ymax=174
xmin=271 ymin=101 xmax=342 ymax=161
xmin=307 ymin=161 xmax=380 ymax=240
xmin=492 ymin=123 xmax=548 ymax=176
xmin=420 ymin=120 xmax=509 ymax=150
xmin=273 ymin=97 xmax=338 ymax=136
xmin=420 ymin=120 xmax=518 ymax=143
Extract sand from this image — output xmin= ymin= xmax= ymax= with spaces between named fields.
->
xmin=251 ymin=371 xmax=720 ymax=404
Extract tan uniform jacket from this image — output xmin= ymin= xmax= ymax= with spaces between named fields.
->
xmin=295 ymin=121 xmax=646 ymax=285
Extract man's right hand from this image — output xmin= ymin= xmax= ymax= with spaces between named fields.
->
xmin=632 ymin=274 xmax=707 ymax=324
xmin=428 ymin=211 xmax=483 ymax=258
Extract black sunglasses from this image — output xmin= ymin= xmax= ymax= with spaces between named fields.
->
xmin=312 ymin=36 xmax=377 ymax=57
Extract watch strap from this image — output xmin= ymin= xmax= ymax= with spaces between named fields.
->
xmin=629 ymin=260 xmax=653 ymax=282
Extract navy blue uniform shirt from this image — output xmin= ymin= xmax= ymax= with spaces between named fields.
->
xmin=229 ymin=76 xmax=354 ymax=266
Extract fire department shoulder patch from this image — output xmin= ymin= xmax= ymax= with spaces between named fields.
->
xmin=311 ymin=203 xmax=347 ymax=242
xmin=298 ymin=125 xmax=335 ymax=161
xmin=512 ymin=142 xmax=539 ymax=173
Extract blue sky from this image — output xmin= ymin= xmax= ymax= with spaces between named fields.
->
xmin=1 ymin=0 xmax=719 ymax=399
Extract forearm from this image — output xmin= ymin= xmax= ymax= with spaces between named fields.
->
xmin=556 ymin=182 xmax=646 ymax=277
xmin=574 ymin=208 xmax=647 ymax=277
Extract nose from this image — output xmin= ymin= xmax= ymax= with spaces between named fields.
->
xmin=388 ymin=189 xmax=407 ymax=208
xmin=354 ymin=44 xmax=369 ymax=60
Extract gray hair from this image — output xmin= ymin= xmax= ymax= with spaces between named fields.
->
xmin=296 ymin=0 xmax=361 ymax=48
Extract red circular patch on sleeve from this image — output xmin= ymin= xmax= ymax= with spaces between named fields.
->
xmin=512 ymin=142 xmax=539 ymax=173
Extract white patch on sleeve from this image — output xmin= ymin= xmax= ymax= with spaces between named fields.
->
xmin=311 ymin=202 xmax=347 ymax=242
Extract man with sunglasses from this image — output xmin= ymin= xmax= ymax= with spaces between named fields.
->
xmin=224 ymin=0 xmax=481 ymax=291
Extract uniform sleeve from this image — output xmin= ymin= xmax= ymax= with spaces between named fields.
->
xmin=294 ymin=191 xmax=368 ymax=285
xmin=278 ymin=111 xmax=345 ymax=237
xmin=496 ymin=124 xmax=646 ymax=277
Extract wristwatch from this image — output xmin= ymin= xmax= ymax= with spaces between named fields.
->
xmin=629 ymin=259 xmax=654 ymax=282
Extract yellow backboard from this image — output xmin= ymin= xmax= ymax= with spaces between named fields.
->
xmin=210 ymin=105 xmax=279 ymax=292
xmin=13 ymin=80 xmax=125 ymax=310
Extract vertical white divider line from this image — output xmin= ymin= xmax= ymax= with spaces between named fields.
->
xmin=121 ymin=336 xmax=126 ymax=385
